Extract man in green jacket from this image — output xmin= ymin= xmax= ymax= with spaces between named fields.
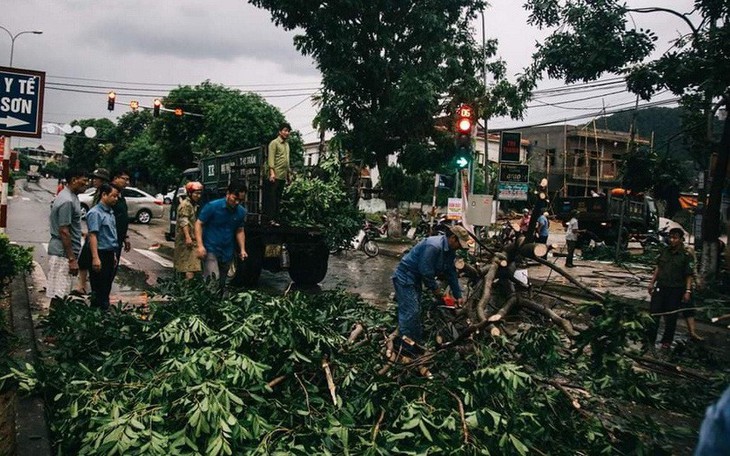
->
xmin=264 ymin=122 xmax=291 ymax=226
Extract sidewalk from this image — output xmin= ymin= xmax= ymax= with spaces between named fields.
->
xmin=8 ymin=275 xmax=52 ymax=456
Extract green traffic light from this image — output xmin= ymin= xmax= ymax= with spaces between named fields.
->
xmin=455 ymin=156 xmax=469 ymax=169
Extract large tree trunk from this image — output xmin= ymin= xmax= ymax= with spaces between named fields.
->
xmin=701 ymin=109 xmax=730 ymax=279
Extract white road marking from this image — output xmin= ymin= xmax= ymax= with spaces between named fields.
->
xmin=42 ymin=243 xmax=48 ymax=253
xmin=133 ymin=248 xmax=173 ymax=268
xmin=119 ymin=256 xmax=132 ymax=266
xmin=21 ymin=197 xmax=30 ymax=201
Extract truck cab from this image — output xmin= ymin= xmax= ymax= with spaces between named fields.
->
xmin=556 ymin=191 xmax=658 ymax=247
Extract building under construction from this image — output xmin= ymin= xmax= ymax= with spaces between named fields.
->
xmin=513 ymin=124 xmax=651 ymax=197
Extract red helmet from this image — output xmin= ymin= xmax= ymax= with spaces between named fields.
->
xmin=185 ymin=181 xmax=203 ymax=194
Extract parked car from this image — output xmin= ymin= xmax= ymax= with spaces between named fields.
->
xmin=163 ymin=187 xmax=185 ymax=204
xmin=79 ymin=186 xmax=164 ymax=224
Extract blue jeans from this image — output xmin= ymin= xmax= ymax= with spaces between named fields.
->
xmin=393 ymin=277 xmax=423 ymax=344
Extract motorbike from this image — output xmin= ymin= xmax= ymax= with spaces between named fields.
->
xmin=330 ymin=222 xmax=380 ymax=257
xmin=414 ymin=211 xmax=449 ymax=239
xmin=641 ymin=222 xmax=671 ymax=249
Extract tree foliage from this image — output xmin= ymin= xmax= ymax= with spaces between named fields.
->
xmin=63 ymin=118 xmax=116 ymax=169
xmin=15 ymin=281 xmax=725 ymax=455
xmin=249 ymin=0 xmax=533 ymax=176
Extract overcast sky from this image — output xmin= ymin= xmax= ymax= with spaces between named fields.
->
xmin=2 ymin=0 xmax=695 ymax=152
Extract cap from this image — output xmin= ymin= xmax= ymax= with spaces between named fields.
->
xmin=522 ymin=208 xmax=530 ymax=214
xmin=90 ymin=168 xmax=110 ymax=181
xmin=449 ymin=225 xmax=471 ymax=249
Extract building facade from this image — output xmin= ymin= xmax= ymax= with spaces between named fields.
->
xmin=511 ymin=124 xmax=650 ymax=197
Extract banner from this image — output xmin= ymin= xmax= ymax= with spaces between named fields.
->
xmin=447 ymin=197 xmax=463 ymax=221
xmin=499 ymin=132 xmax=521 ymax=163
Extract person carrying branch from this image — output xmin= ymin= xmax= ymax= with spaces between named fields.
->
xmin=647 ymin=227 xmax=702 ymax=349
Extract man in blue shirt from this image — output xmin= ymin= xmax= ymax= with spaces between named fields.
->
xmin=695 ymin=385 xmax=730 ymax=455
xmin=195 ymin=183 xmax=248 ymax=291
xmin=536 ymin=211 xmax=550 ymax=259
xmin=392 ymin=225 xmax=470 ymax=356
xmin=86 ymin=183 xmax=119 ymax=311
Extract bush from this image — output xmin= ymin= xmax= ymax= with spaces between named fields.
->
xmin=0 ymin=234 xmax=33 ymax=287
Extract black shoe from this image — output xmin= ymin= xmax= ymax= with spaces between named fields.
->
xmin=565 ymin=264 xmax=575 ymax=268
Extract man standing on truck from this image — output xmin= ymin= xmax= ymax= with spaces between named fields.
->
xmin=391 ymin=226 xmax=470 ymax=360
xmin=647 ymin=227 xmax=702 ymax=349
xmin=195 ymin=182 xmax=248 ymax=291
xmin=265 ymin=122 xmax=291 ymax=226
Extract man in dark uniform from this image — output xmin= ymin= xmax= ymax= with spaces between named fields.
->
xmin=647 ymin=227 xmax=698 ymax=348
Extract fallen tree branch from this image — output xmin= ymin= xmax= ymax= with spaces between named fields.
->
xmin=476 ymin=262 xmax=499 ymax=323
xmin=536 ymin=378 xmax=589 ymax=418
xmin=519 ymin=298 xmax=579 ymax=337
xmin=441 ymin=296 xmax=519 ymax=349
xmin=371 ymin=409 xmax=385 ymax=443
xmin=322 ymin=358 xmax=338 ymax=405
xmin=627 ymin=354 xmax=713 ymax=382
xmin=266 ymin=375 xmax=286 ymax=389
xmin=532 ymin=257 xmax=606 ymax=302
xmin=448 ymin=391 xmax=470 ymax=444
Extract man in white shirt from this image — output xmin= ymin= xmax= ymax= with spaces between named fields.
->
xmin=565 ymin=210 xmax=583 ymax=268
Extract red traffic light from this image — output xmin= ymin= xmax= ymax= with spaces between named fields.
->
xmin=130 ymin=100 xmax=139 ymax=111
xmin=153 ymin=98 xmax=161 ymax=117
xmin=456 ymin=104 xmax=473 ymax=133
xmin=174 ymin=108 xmax=183 ymax=117
xmin=107 ymin=91 xmax=116 ymax=111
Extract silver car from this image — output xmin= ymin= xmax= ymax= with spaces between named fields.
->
xmin=79 ymin=186 xmax=164 ymax=224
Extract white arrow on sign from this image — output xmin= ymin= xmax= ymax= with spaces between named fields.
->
xmin=0 ymin=116 xmax=29 ymax=128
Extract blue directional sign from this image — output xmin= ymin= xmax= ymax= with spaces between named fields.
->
xmin=0 ymin=66 xmax=45 ymax=138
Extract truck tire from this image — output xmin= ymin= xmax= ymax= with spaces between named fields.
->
xmin=288 ymin=241 xmax=329 ymax=286
xmin=232 ymin=239 xmax=263 ymax=287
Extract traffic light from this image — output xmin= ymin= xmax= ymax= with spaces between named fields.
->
xmin=454 ymin=104 xmax=474 ymax=169
xmin=153 ymin=98 xmax=161 ymax=117
xmin=174 ymin=108 xmax=184 ymax=117
xmin=107 ymin=91 xmax=116 ymax=111
xmin=130 ymin=100 xmax=139 ymax=112
xmin=454 ymin=148 xmax=472 ymax=169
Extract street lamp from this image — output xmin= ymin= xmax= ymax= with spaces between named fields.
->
xmin=0 ymin=26 xmax=43 ymax=67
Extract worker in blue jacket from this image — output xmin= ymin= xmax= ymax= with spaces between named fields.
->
xmin=391 ymin=225 xmax=471 ymax=356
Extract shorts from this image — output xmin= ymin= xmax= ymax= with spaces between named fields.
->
xmin=46 ymin=255 xmax=76 ymax=299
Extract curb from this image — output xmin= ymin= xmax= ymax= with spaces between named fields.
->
xmin=9 ymin=275 xmax=52 ymax=456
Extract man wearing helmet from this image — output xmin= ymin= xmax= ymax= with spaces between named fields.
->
xmin=519 ymin=208 xmax=531 ymax=234
xmin=174 ymin=182 xmax=204 ymax=280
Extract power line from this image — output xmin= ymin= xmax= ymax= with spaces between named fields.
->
xmin=45 ymin=85 xmax=320 ymax=99
xmin=47 ymin=81 xmax=321 ymax=94
xmin=485 ymin=97 xmax=680 ymax=132
xmin=48 ymin=73 xmax=321 ymax=89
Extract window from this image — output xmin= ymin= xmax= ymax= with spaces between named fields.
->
xmin=124 ymin=189 xmax=144 ymax=198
